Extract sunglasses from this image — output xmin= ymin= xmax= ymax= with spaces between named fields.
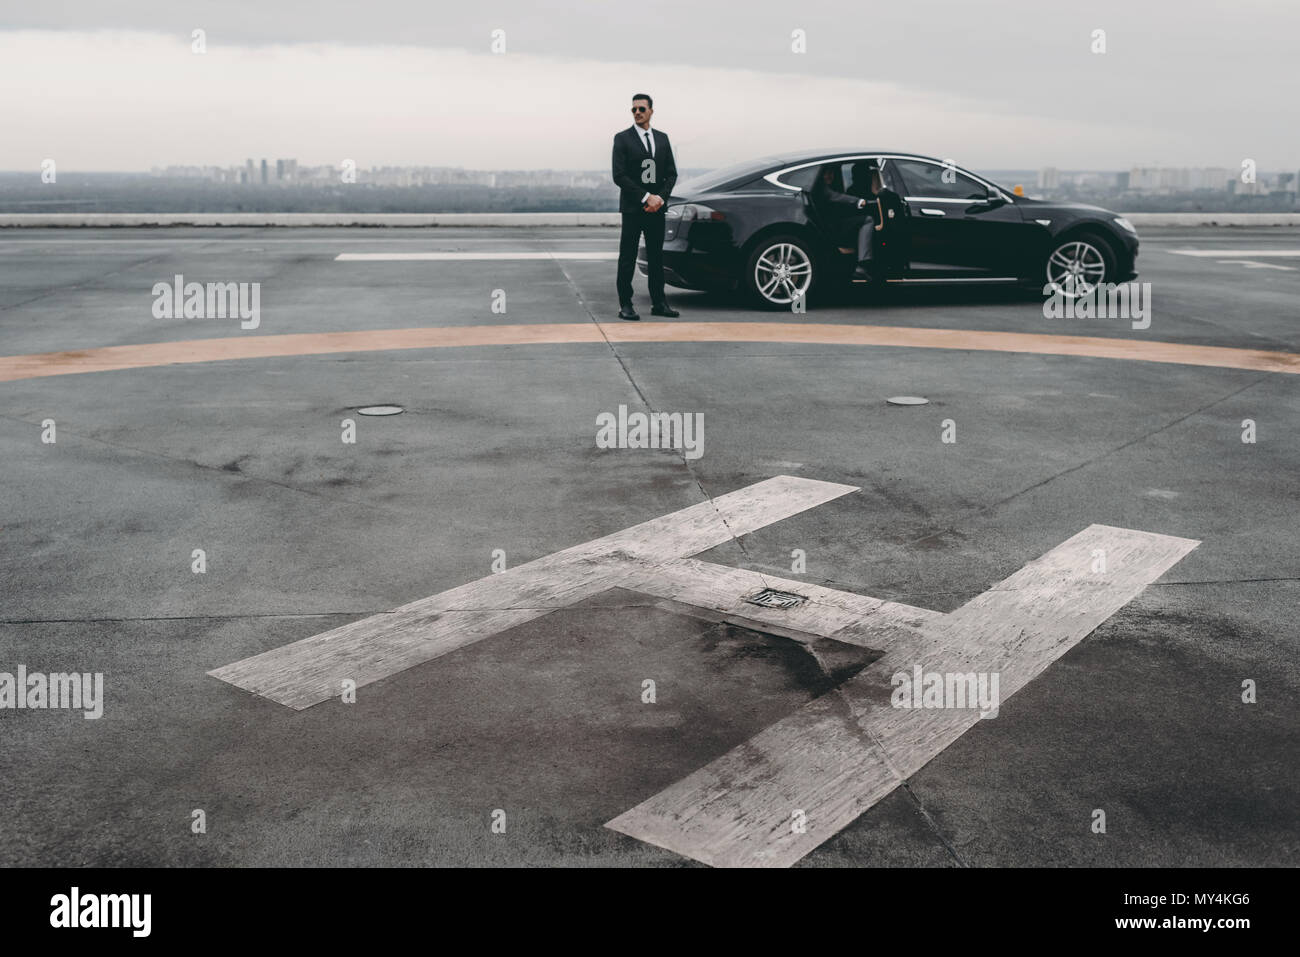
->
xmin=631 ymin=106 xmax=649 ymax=113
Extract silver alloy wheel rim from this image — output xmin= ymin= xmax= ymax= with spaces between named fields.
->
xmin=754 ymin=242 xmax=813 ymax=304
xmin=1046 ymin=240 xmax=1107 ymax=297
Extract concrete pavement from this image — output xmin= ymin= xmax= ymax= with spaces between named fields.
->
xmin=0 ymin=226 xmax=1295 ymax=866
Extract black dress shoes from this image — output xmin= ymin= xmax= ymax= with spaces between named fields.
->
xmin=650 ymin=303 xmax=680 ymax=317
xmin=618 ymin=304 xmax=640 ymax=321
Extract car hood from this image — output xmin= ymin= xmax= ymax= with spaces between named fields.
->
xmin=1013 ymin=196 xmax=1119 ymax=218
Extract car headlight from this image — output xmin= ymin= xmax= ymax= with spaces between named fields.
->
xmin=1113 ymin=216 xmax=1138 ymax=234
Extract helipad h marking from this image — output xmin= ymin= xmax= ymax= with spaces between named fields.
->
xmin=209 ymin=477 xmax=1199 ymax=867
xmin=209 ymin=476 xmax=857 ymax=710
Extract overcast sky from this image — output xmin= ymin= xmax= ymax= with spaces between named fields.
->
xmin=3 ymin=0 xmax=1297 ymax=173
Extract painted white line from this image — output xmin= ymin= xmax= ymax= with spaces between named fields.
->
xmin=605 ymin=523 xmax=1199 ymax=868
xmin=334 ymin=251 xmax=618 ymax=261
xmin=1214 ymin=259 xmax=1296 ymax=271
xmin=1168 ymin=248 xmax=1300 ymax=257
xmin=209 ymin=476 xmax=857 ymax=710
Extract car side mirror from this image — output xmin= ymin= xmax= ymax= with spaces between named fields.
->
xmin=985 ymin=187 xmax=1008 ymax=206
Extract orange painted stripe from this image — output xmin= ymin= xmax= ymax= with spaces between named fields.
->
xmin=0 ymin=323 xmax=1297 ymax=384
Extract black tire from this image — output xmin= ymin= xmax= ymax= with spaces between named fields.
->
xmin=1044 ymin=230 xmax=1116 ymax=298
xmin=742 ymin=234 xmax=818 ymax=311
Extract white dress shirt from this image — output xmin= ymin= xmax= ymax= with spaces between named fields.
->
xmin=633 ymin=124 xmax=655 ymax=205
xmin=634 ymin=124 xmax=655 ymax=157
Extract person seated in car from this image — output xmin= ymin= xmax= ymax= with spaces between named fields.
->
xmin=810 ymin=164 xmax=871 ymax=257
xmin=812 ymin=163 xmax=882 ymax=281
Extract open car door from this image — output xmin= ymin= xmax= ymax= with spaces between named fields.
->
xmin=873 ymin=158 xmax=912 ymax=279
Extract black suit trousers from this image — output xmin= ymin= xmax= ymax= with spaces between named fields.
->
xmin=855 ymin=217 xmax=877 ymax=263
xmin=617 ymin=210 xmax=666 ymax=306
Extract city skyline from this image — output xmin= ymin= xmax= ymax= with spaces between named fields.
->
xmin=135 ymin=159 xmax=1300 ymax=196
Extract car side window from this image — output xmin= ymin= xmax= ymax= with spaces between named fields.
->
xmin=878 ymin=161 xmax=907 ymax=195
xmin=775 ymin=166 xmax=820 ymax=191
xmin=892 ymin=160 xmax=987 ymax=200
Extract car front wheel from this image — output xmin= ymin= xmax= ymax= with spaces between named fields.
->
xmin=743 ymin=235 xmax=816 ymax=309
xmin=1044 ymin=232 xmax=1114 ymax=297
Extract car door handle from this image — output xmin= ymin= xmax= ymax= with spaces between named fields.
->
xmin=920 ymin=208 xmax=946 ymax=217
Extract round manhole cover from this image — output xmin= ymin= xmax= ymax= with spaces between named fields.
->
xmin=355 ymin=405 xmax=405 ymax=416
xmin=886 ymin=396 xmax=929 ymax=406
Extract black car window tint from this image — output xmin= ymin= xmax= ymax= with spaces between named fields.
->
xmin=778 ymin=166 xmax=820 ymax=191
xmin=894 ymin=160 xmax=986 ymax=200
xmin=881 ymin=164 xmax=907 ymax=195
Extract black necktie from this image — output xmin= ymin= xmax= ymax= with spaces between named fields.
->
xmin=643 ymin=131 xmax=652 ymax=156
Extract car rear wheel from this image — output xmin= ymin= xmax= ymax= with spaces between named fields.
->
xmin=1045 ymin=232 xmax=1114 ymax=297
xmin=744 ymin=235 xmax=816 ymax=309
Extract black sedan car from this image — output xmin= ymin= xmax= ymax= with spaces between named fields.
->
xmin=639 ymin=150 xmax=1139 ymax=308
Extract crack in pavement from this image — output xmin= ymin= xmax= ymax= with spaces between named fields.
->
xmin=1 ymin=599 xmax=834 ymax=625
xmin=822 ymin=680 xmax=971 ymax=867
xmin=904 ymin=374 xmax=1271 ymax=550
xmin=0 ymin=249 xmax=179 ymax=315
xmin=0 ymin=410 xmax=425 ymax=521
xmin=1154 ymin=577 xmax=1300 ymax=585
xmin=553 ymin=258 xmax=754 ymax=561
xmin=0 ymin=613 xmax=390 ymax=624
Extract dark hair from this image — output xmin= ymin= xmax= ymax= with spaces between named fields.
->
xmin=632 ymin=93 xmax=653 ymax=109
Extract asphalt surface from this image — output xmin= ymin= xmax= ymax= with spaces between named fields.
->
xmin=0 ymin=226 xmax=1295 ymax=867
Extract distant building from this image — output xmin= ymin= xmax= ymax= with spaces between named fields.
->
xmin=1037 ymin=167 xmax=1059 ymax=189
xmin=1128 ymin=167 xmax=1233 ymax=193
xmin=1189 ymin=168 xmax=1233 ymax=190
xmin=260 ymin=159 xmax=268 ymax=184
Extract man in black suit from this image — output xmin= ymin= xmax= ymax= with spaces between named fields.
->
xmin=612 ymin=93 xmax=679 ymax=320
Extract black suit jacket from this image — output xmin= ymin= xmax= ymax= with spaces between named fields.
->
xmin=810 ymin=174 xmax=866 ymax=222
xmin=612 ymin=126 xmax=677 ymax=214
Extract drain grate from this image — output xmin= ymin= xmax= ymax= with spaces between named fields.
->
xmin=744 ymin=588 xmax=808 ymax=609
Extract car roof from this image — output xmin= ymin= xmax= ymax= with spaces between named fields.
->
xmin=675 ymin=149 xmax=977 ymax=195
xmin=762 ymin=148 xmax=946 ymax=168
